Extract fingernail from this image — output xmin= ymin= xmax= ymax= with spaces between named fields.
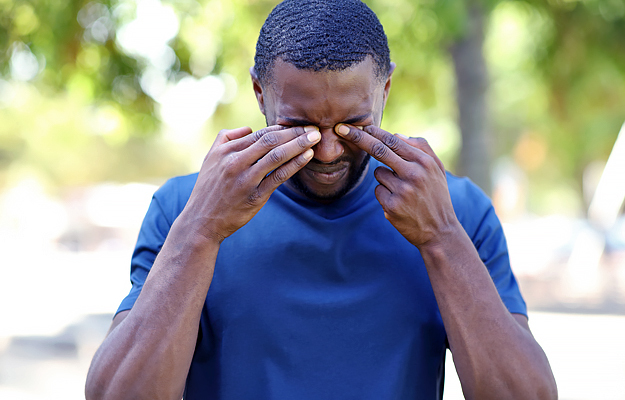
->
xmin=336 ymin=124 xmax=350 ymax=136
xmin=355 ymin=126 xmax=364 ymax=130
xmin=303 ymin=149 xmax=314 ymax=159
xmin=307 ymin=131 xmax=321 ymax=142
xmin=304 ymin=126 xmax=318 ymax=132
xmin=395 ymin=133 xmax=409 ymax=139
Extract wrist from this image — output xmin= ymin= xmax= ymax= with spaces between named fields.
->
xmin=416 ymin=221 xmax=469 ymax=260
xmin=172 ymin=211 xmax=225 ymax=248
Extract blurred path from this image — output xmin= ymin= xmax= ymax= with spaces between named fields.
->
xmin=1 ymin=309 xmax=623 ymax=399
xmin=444 ymin=311 xmax=625 ymax=400
xmin=0 ymin=235 xmax=623 ymax=399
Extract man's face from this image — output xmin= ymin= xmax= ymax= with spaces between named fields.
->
xmin=253 ymin=57 xmax=393 ymax=202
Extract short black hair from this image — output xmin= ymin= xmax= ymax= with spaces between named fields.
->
xmin=254 ymin=0 xmax=390 ymax=85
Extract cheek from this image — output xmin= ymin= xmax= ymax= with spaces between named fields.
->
xmin=261 ymin=93 xmax=279 ymax=123
xmin=343 ymin=141 xmax=367 ymax=161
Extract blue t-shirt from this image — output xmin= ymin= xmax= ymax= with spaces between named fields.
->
xmin=118 ymin=158 xmax=526 ymax=400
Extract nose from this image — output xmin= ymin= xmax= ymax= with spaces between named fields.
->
xmin=313 ymin=128 xmax=344 ymax=163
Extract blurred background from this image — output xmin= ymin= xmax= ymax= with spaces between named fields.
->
xmin=0 ymin=0 xmax=624 ymax=398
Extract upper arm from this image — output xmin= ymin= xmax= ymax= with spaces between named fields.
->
xmin=449 ymin=176 xmax=528 ymax=316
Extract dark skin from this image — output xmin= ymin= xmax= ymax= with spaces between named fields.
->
xmin=334 ymin=124 xmax=557 ymax=399
xmin=86 ymin=57 xmax=557 ymax=400
xmin=85 ymin=124 xmax=322 ymax=400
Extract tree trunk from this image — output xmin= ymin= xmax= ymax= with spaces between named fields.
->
xmin=450 ymin=3 xmax=492 ymax=195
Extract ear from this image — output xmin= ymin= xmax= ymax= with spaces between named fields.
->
xmin=250 ymin=66 xmax=266 ymax=115
xmin=382 ymin=62 xmax=396 ymax=109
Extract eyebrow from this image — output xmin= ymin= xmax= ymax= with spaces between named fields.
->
xmin=279 ymin=113 xmax=372 ymax=126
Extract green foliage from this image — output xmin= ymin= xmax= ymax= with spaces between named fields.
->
xmin=485 ymin=0 xmax=625 ymax=210
xmin=0 ymin=0 xmax=624 ymax=214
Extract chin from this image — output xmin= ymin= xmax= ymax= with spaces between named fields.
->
xmin=290 ymin=155 xmax=370 ymax=202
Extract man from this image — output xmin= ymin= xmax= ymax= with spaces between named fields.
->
xmin=86 ymin=0 xmax=557 ymax=399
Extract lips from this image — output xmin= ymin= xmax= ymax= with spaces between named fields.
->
xmin=303 ymin=162 xmax=350 ymax=185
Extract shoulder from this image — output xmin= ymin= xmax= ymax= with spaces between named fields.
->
xmin=446 ymin=172 xmax=498 ymax=240
xmin=155 ymin=172 xmax=198 ymax=198
xmin=151 ymin=172 xmax=199 ymax=223
xmin=446 ymin=172 xmax=490 ymax=208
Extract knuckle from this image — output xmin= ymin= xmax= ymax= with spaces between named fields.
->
xmin=413 ymin=137 xmax=428 ymax=148
xmin=294 ymin=154 xmax=308 ymax=168
xmin=225 ymin=153 xmax=240 ymax=170
xmin=251 ymin=129 xmax=266 ymax=143
xmin=260 ymin=132 xmax=279 ymax=148
xmin=423 ymin=156 xmax=437 ymax=172
xmin=350 ymin=129 xmax=363 ymax=144
xmin=296 ymin=134 xmax=310 ymax=148
xmin=246 ymin=189 xmax=261 ymax=206
xmin=268 ymin=147 xmax=287 ymax=164
xmin=363 ymin=125 xmax=376 ymax=135
xmin=382 ymin=134 xmax=401 ymax=151
xmin=399 ymin=181 xmax=415 ymax=196
xmin=292 ymin=126 xmax=306 ymax=136
xmin=406 ymin=168 xmax=422 ymax=183
xmin=272 ymin=167 xmax=290 ymax=184
xmin=371 ymin=141 xmax=389 ymax=159
xmin=384 ymin=197 xmax=399 ymax=214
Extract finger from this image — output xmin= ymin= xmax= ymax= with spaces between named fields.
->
xmin=360 ymin=125 xmax=421 ymax=162
xmin=374 ymin=184 xmax=392 ymax=211
xmin=215 ymin=127 xmax=253 ymax=146
xmin=373 ymin=166 xmax=399 ymax=194
xmin=257 ymin=148 xmax=315 ymax=197
xmin=250 ymin=128 xmax=321 ymax=181
xmin=396 ymin=135 xmax=446 ymax=175
xmin=231 ymin=125 xmax=318 ymax=154
xmin=365 ymin=127 xmax=445 ymax=177
xmin=242 ymin=125 xmax=318 ymax=164
xmin=334 ymin=124 xmax=407 ymax=172
xmin=225 ymin=125 xmax=287 ymax=151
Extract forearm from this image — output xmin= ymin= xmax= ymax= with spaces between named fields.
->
xmin=86 ymin=215 xmax=220 ymax=400
xmin=420 ymin=224 xmax=557 ymax=400
xmin=85 ymin=126 xmax=318 ymax=400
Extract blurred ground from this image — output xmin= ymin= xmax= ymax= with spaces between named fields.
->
xmin=0 ymin=182 xmax=623 ymax=399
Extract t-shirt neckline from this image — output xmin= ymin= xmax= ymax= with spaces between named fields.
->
xmin=276 ymin=158 xmax=378 ymax=216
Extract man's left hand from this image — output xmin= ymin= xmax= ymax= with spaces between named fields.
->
xmin=335 ymin=124 xmax=461 ymax=248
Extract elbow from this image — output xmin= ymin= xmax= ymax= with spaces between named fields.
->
xmin=85 ymin=361 xmax=120 ymax=400
xmin=85 ymin=375 xmax=135 ymax=400
xmin=85 ymin=372 xmax=105 ymax=400
xmin=85 ymin=363 xmax=183 ymax=400
xmin=85 ymin=360 xmax=125 ymax=400
xmin=537 ymin=373 xmax=558 ymax=400
xmin=466 ymin=370 xmax=558 ymax=400
xmin=515 ymin=372 xmax=559 ymax=400
xmin=527 ymin=353 xmax=558 ymax=400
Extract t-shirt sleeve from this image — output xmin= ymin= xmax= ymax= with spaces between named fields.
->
xmin=448 ymin=174 xmax=527 ymax=317
xmin=115 ymin=184 xmax=175 ymax=316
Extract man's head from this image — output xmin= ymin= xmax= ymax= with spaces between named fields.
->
xmin=254 ymin=0 xmax=391 ymax=86
xmin=251 ymin=0 xmax=394 ymax=202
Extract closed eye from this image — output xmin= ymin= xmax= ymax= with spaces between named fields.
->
xmin=277 ymin=113 xmax=373 ymax=128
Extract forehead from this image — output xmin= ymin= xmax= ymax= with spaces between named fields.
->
xmin=266 ymin=57 xmax=382 ymax=126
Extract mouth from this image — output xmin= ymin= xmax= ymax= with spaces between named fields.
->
xmin=303 ymin=162 xmax=350 ymax=185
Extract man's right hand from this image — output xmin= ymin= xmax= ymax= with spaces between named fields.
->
xmin=180 ymin=125 xmax=321 ymax=243
xmin=86 ymin=125 xmax=321 ymax=400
